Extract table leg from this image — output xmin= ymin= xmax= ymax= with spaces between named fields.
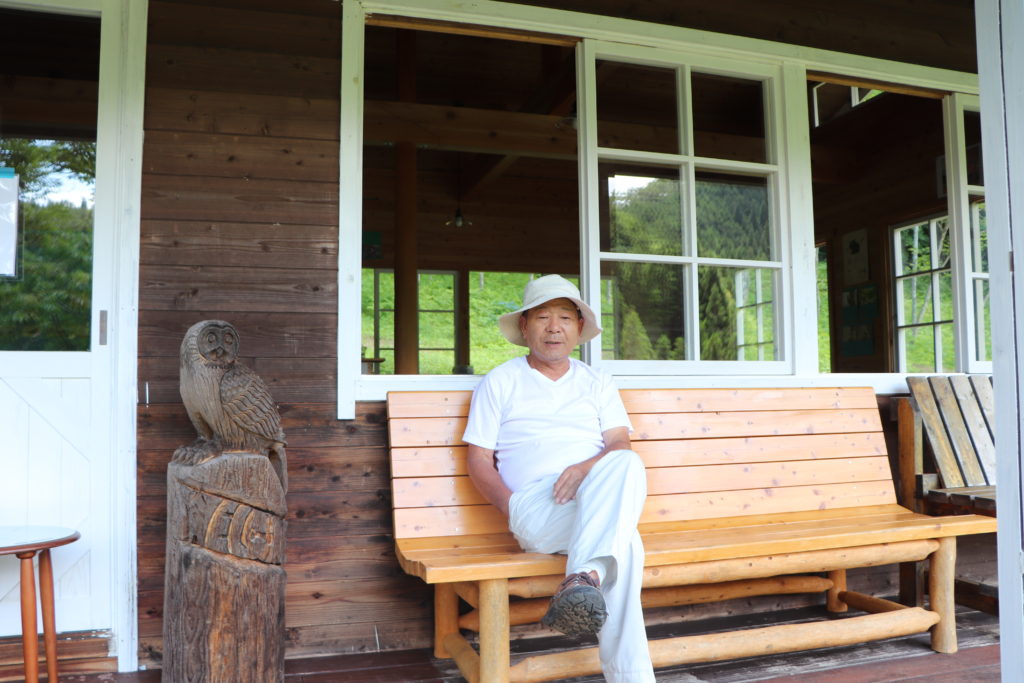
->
xmin=17 ymin=551 xmax=39 ymax=683
xmin=38 ymin=549 xmax=58 ymax=682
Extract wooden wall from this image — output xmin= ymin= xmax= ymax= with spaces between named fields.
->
xmin=136 ymin=0 xmax=981 ymax=666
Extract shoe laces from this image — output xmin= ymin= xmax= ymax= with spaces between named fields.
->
xmin=556 ymin=571 xmax=599 ymax=593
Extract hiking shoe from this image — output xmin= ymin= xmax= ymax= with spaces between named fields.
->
xmin=541 ymin=572 xmax=607 ymax=636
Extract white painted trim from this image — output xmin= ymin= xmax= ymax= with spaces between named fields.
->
xmin=944 ymin=94 xmax=975 ymax=372
xmin=0 ymin=352 xmax=92 ymax=377
xmin=976 ymin=2 xmax=1024 ymax=680
xmin=94 ymin=0 xmax=147 ymax=670
xmin=360 ymin=0 xmax=977 ymax=94
xmin=578 ymin=39 xmax=600 ymax=367
xmin=0 ymin=0 xmax=99 ymax=13
xmin=354 ymin=369 xmax=929 ymax=401
xmin=338 ymin=0 xmax=367 ymax=420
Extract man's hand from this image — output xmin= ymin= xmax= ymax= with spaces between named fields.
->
xmin=553 ymin=461 xmax=592 ymax=504
xmin=467 ymin=444 xmax=514 ymax=516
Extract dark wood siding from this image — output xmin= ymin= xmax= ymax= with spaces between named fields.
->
xmin=136 ymin=0 xmax=981 ymax=665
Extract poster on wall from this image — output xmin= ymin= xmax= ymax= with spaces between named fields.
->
xmin=0 ymin=169 xmax=17 ymax=277
xmin=842 ymin=228 xmax=869 ymax=285
xmin=840 ymin=283 xmax=878 ymax=357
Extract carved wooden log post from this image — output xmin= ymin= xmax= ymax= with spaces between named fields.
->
xmin=164 ymin=321 xmax=288 ymax=682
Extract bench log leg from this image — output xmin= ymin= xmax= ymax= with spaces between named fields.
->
xmin=479 ymin=578 xmax=511 ymax=683
xmin=434 ymin=584 xmax=459 ymax=659
xmin=826 ymin=569 xmax=848 ymax=613
xmin=929 ymin=536 xmax=957 ymax=653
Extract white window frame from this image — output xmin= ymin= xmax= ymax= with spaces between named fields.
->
xmin=338 ymin=0 xmax=980 ymax=417
xmin=943 ymin=93 xmax=992 ymax=373
xmin=578 ymin=41 xmax=789 ymax=374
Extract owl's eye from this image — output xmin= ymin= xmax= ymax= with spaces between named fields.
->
xmin=224 ymin=333 xmax=235 ymax=345
xmin=207 ymin=333 xmax=217 ymax=343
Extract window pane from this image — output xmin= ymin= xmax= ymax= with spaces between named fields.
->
xmin=899 ymin=275 xmax=933 ymax=325
xmin=692 ymin=72 xmax=766 ymax=163
xmin=939 ymin=322 xmax=955 ymax=372
xmin=937 ymin=270 xmax=953 ymax=322
xmin=602 ymin=165 xmax=682 ymax=256
xmin=936 ymin=218 xmax=951 ymax=269
xmin=596 ymin=60 xmax=678 ymax=154
xmin=816 ymin=245 xmax=832 ymax=372
xmin=975 ymin=278 xmax=991 ymax=363
xmin=419 ymin=349 xmax=455 ymax=375
xmin=897 ymin=223 xmax=930 ymax=275
xmin=965 ymin=110 xmax=983 ymax=185
xmin=601 ymin=261 xmax=686 ymax=360
xmin=699 ymin=266 xmax=777 ymax=361
xmin=971 ymin=200 xmax=988 ymax=273
xmin=901 ymin=326 xmax=936 ymax=373
xmin=419 ymin=272 xmax=454 ymax=309
xmin=419 ymin=311 xmax=454 ymax=349
xmin=696 ymin=172 xmax=770 ymax=260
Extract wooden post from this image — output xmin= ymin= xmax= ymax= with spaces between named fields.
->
xmin=929 ymin=536 xmax=958 ymax=653
xmin=394 ymin=29 xmax=419 ymax=374
xmin=826 ymin=569 xmax=848 ymax=613
xmin=455 ymin=270 xmax=471 ymax=373
xmin=478 ymin=578 xmax=510 ymax=683
xmin=434 ymin=584 xmax=459 ymax=659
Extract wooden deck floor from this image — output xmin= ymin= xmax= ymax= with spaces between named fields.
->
xmin=59 ymin=605 xmax=999 ymax=682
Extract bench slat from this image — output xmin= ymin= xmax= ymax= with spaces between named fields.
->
xmin=390 ymin=432 xmax=889 ymax=478
xmin=907 ymin=376 xmax=965 ymax=488
xmin=930 ymin=376 xmax=987 ymax=486
xmin=950 ymin=375 xmax=997 ymax=484
xmin=387 ymin=391 xmax=473 ymax=418
xmin=392 ymin=456 xmax=895 ymax=508
xmin=620 ymin=387 xmax=879 ymax=412
xmin=630 ymin=408 xmax=882 ymax=441
xmin=396 ymin=511 xmax=996 ymax=582
xmin=395 ymin=480 xmax=898 ymax=538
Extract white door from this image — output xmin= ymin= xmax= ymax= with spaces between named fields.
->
xmin=0 ymin=0 xmax=146 ymax=669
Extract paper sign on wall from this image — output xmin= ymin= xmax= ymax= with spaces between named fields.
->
xmin=0 ymin=168 xmax=17 ymax=277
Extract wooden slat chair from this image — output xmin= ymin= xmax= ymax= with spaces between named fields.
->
xmin=389 ymin=387 xmax=997 ymax=683
xmin=896 ymin=374 xmax=998 ymax=614
xmin=897 ymin=375 xmax=996 ymax=515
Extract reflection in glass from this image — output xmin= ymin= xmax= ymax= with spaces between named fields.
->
xmin=0 ymin=139 xmax=95 ymax=350
xmin=971 ymin=200 xmax=988 ymax=272
xmin=975 ymin=279 xmax=991 ymax=363
xmin=937 ymin=218 xmax=951 ymax=269
xmin=897 ymin=223 xmax=930 ymax=276
xmin=696 ymin=172 xmax=770 ymax=260
xmin=699 ymin=266 xmax=776 ymax=361
xmin=602 ymin=165 xmax=682 ymax=255
xmin=601 ymin=261 xmax=686 ymax=360
xmin=901 ymin=326 xmax=936 ymax=373
xmin=596 ymin=60 xmax=678 ymax=155
xmin=900 ymin=275 xmax=934 ymax=325
xmin=940 ymin=322 xmax=955 ymax=372
xmin=692 ymin=72 xmax=766 ymax=163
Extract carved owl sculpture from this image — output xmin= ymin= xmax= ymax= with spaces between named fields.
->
xmin=177 ymin=320 xmax=287 ymax=491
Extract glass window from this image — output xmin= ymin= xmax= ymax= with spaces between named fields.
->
xmin=893 ymin=217 xmax=955 ymax=372
xmin=692 ymin=72 xmax=767 ymax=163
xmin=596 ymin=61 xmax=678 ymax=155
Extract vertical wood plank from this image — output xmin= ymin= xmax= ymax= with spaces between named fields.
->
xmin=826 ymin=569 xmax=847 ymax=613
xmin=906 ymin=377 xmax=965 ymax=487
xmin=929 ymin=376 xmax=987 ymax=485
xmin=897 ymin=397 xmax=924 ymax=509
xmin=950 ymin=375 xmax=998 ymax=483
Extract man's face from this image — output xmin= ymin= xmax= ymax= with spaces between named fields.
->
xmin=519 ymin=297 xmax=584 ymax=364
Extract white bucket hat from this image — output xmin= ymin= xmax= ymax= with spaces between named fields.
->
xmin=498 ymin=274 xmax=602 ymax=347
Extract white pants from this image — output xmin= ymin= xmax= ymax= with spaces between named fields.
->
xmin=508 ymin=450 xmax=655 ymax=683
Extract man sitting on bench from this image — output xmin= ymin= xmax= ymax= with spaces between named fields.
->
xmin=462 ymin=275 xmax=655 ymax=683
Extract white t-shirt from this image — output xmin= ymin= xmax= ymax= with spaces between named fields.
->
xmin=462 ymin=356 xmax=632 ymax=492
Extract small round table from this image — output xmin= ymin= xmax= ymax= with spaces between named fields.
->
xmin=0 ymin=526 xmax=80 ymax=683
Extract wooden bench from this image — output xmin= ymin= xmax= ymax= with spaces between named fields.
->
xmin=388 ymin=387 xmax=998 ymax=683
xmin=896 ymin=374 xmax=998 ymax=614
xmin=897 ymin=375 xmax=996 ymax=516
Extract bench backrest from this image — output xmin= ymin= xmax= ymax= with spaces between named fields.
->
xmin=907 ymin=375 xmax=996 ymax=488
xmin=388 ymin=387 xmax=896 ymax=540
